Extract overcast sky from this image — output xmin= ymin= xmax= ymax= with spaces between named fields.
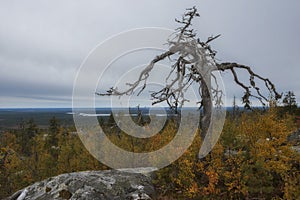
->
xmin=0 ymin=0 xmax=299 ymax=108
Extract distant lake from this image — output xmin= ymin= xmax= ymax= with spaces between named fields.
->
xmin=0 ymin=107 xmax=239 ymax=129
xmin=0 ymin=107 xmax=185 ymax=129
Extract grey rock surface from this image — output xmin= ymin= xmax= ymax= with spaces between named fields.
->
xmin=7 ymin=170 xmax=156 ymax=200
xmin=288 ymin=129 xmax=300 ymax=144
xmin=288 ymin=129 xmax=300 ymax=153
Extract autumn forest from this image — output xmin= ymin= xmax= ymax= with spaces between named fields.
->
xmin=0 ymin=101 xmax=299 ymax=199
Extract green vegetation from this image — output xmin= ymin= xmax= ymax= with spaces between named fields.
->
xmin=0 ymin=108 xmax=299 ymax=199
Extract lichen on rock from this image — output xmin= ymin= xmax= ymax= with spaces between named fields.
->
xmin=7 ymin=170 xmax=156 ymax=200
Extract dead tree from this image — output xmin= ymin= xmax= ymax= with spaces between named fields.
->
xmin=97 ymin=7 xmax=281 ymax=140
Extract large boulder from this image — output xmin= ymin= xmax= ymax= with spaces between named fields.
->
xmin=288 ymin=129 xmax=300 ymax=145
xmin=288 ymin=129 xmax=300 ymax=153
xmin=7 ymin=170 xmax=156 ymax=200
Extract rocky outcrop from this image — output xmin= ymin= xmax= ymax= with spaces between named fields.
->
xmin=288 ymin=129 xmax=300 ymax=153
xmin=7 ymin=170 xmax=156 ymax=200
xmin=288 ymin=129 xmax=300 ymax=144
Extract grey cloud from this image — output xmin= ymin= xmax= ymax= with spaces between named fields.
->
xmin=0 ymin=0 xmax=299 ymax=107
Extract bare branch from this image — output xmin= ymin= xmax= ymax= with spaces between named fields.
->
xmin=96 ymin=51 xmax=174 ymax=97
xmin=216 ymin=62 xmax=281 ymax=108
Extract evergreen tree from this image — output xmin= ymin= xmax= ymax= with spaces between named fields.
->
xmin=282 ymin=91 xmax=297 ymax=114
xmin=20 ymin=119 xmax=38 ymax=156
xmin=232 ymin=96 xmax=239 ymax=119
xmin=47 ymin=117 xmax=60 ymax=147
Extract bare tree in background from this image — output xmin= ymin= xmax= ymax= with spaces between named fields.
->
xmin=97 ymin=7 xmax=281 ymax=140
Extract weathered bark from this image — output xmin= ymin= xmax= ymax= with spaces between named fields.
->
xmin=200 ymin=80 xmax=212 ymax=140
